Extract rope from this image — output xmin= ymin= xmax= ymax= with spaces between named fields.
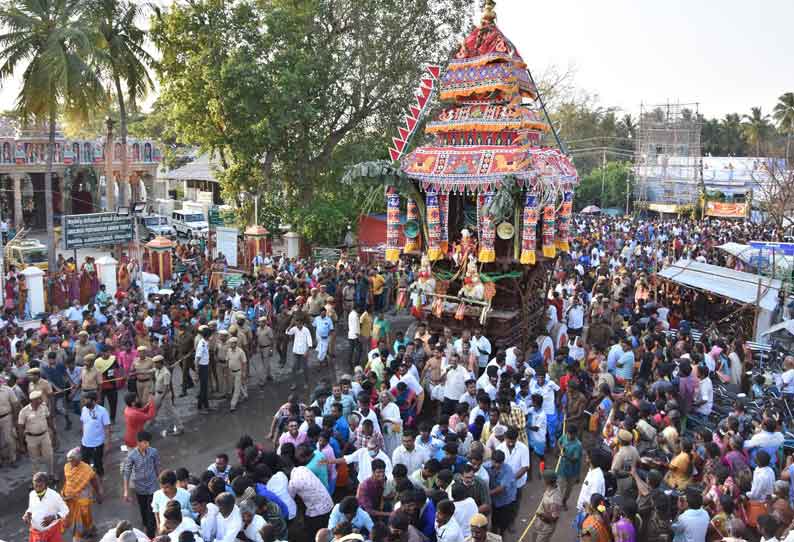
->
xmin=431 ymin=269 xmax=523 ymax=282
xmin=515 ymin=413 xmax=567 ymax=542
xmin=52 ymin=348 xmax=198 ymax=395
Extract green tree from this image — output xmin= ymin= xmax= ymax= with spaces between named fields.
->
xmin=151 ymin=0 xmax=471 ymax=242
xmin=773 ymin=92 xmax=794 ymax=163
xmin=0 ymin=0 xmax=103 ymax=269
xmin=574 ymin=160 xmax=633 ymax=212
xmin=743 ymin=107 xmax=772 ymax=156
xmin=91 ymin=0 xmax=155 ymax=207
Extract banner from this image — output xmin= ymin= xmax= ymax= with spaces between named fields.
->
xmin=705 ymin=201 xmax=748 ymax=218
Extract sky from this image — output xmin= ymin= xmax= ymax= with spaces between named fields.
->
xmin=0 ymin=0 xmax=792 ymax=121
xmin=496 ymin=0 xmax=794 ymax=119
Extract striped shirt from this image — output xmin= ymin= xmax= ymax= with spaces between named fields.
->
xmin=122 ymin=447 xmax=161 ymax=495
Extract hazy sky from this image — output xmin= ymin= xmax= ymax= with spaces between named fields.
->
xmin=0 ymin=0 xmax=791 ymax=121
xmin=496 ymin=0 xmax=794 ymax=119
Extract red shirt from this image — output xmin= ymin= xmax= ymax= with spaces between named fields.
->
xmin=123 ymin=402 xmax=156 ymax=448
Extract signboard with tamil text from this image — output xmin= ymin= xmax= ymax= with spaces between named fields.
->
xmin=62 ymin=212 xmax=134 ymax=249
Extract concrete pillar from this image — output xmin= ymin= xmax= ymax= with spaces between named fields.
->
xmin=95 ymin=255 xmax=118 ymax=298
xmin=13 ymin=173 xmax=22 ymax=230
xmin=21 ymin=266 xmax=45 ymax=317
xmin=284 ymin=231 xmax=300 ymax=259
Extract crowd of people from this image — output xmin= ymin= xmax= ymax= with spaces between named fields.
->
xmin=8 ymin=215 xmax=794 ymax=542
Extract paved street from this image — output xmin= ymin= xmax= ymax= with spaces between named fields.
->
xmin=0 ymin=316 xmax=581 ymax=542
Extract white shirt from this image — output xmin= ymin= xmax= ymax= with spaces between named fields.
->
xmin=392 ymin=445 xmax=430 ymax=475
xmin=197 ymin=502 xmax=220 ymax=542
xmin=169 ymin=517 xmax=201 ymax=541
xmin=242 ymin=514 xmax=267 ymax=542
xmin=504 ymin=347 xmax=520 ymax=370
xmin=99 ymin=528 xmax=150 ymax=542
xmin=436 ymin=517 xmax=464 ymax=542
xmin=748 ymin=466 xmax=776 ymax=500
xmin=287 ymin=326 xmax=313 ymax=355
xmin=567 ymin=304 xmax=584 ymax=329
xmin=442 ymin=364 xmax=470 ymax=400
xmin=267 ymin=471 xmax=297 ymax=520
xmin=782 ymin=369 xmax=794 ymax=394
xmin=475 ymin=373 xmax=497 ymax=401
xmin=498 ymin=440 xmax=530 ymax=488
xmin=529 ymin=379 xmax=559 ymax=415
xmin=696 ymin=377 xmax=713 ymax=416
xmin=214 ymin=506 xmax=243 ymax=542
xmin=26 ymin=488 xmax=69 ymax=532
xmin=344 ymin=448 xmax=393 ymax=481
xmin=195 ymin=337 xmax=210 ymax=366
xmin=470 ymin=335 xmax=491 ymax=368
xmin=347 ymin=311 xmax=360 ymax=340
xmin=576 ymin=467 xmax=606 ymax=512
xmin=389 ymin=373 xmax=423 ymax=397
xmin=452 ymin=497 xmax=478 ymax=539
xmin=354 ymin=408 xmax=382 ymax=435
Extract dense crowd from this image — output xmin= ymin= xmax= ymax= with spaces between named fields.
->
xmin=8 ymin=215 xmax=794 ymax=542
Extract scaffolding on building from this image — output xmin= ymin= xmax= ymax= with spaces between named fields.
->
xmin=634 ymin=102 xmax=702 ymax=210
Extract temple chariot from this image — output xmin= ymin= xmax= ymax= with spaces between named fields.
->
xmin=349 ymin=0 xmax=579 ymax=350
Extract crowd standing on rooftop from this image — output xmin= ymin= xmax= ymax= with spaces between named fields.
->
xmin=9 ymin=215 xmax=794 ymax=542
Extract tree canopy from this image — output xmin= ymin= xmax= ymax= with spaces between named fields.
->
xmin=151 ymin=0 xmax=471 ymax=244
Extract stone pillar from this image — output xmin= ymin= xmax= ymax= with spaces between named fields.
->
xmin=95 ymin=255 xmax=118 ymax=298
xmin=13 ymin=173 xmax=22 ymax=230
xmin=21 ymin=266 xmax=45 ymax=317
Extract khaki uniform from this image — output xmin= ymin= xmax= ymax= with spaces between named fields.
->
xmin=154 ymin=367 xmax=183 ymax=432
xmin=18 ymin=403 xmax=53 ymax=475
xmin=227 ymin=347 xmax=248 ymax=409
xmin=133 ymin=357 xmax=154 ymax=404
xmin=28 ymin=379 xmax=53 ymax=403
xmin=81 ymin=367 xmax=102 ymax=398
xmin=215 ymin=339 xmax=230 ymax=396
xmin=257 ymin=326 xmax=275 ymax=378
xmin=0 ymin=385 xmax=20 ymax=464
xmin=532 ymin=486 xmax=562 ymax=542
xmin=74 ymin=342 xmax=96 ymax=366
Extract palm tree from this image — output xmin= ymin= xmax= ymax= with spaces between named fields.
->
xmin=91 ymin=0 xmax=155 ymax=208
xmin=0 ymin=0 xmax=103 ymax=270
xmin=619 ymin=114 xmax=636 ymax=139
xmin=773 ymin=92 xmax=794 ymax=163
xmin=742 ymin=107 xmax=772 ymax=156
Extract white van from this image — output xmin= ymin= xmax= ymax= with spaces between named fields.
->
xmin=171 ymin=210 xmax=209 ymax=237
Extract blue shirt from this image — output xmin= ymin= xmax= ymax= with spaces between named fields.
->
xmin=41 ymin=362 xmax=68 ymax=390
xmin=323 ymin=394 xmax=356 ymax=417
xmin=671 ymin=507 xmax=710 ymax=542
xmin=313 ymin=316 xmax=334 ymax=339
xmin=616 ymin=350 xmax=635 ymax=380
xmin=255 ymin=483 xmax=289 ymax=519
xmin=328 ymin=503 xmax=374 ymax=533
xmin=334 ymin=416 xmax=350 ymax=442
xmin=417 ymin=498 xmax=436 ymax=541
xmin=80 ymin=405 xmax=110 ymax=447
xmin=486 ymin=461 xmax=517 ymax=508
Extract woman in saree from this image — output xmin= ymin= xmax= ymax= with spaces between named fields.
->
xmin=117 ymin=259 xmax=131 ymax=292
xmin=62 ymin=448 xmax=102 ymax=541
xmin=65 ymin=258 xmax=80 ymax=303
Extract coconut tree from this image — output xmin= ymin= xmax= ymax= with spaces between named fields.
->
xmin=773 ymin=92 xmax=794 ymax=163
xmin=742 ymin=107 xmax=772 ymax=156
xmin=91 ymin=0 xmax=155 ymax=207
xmin=0 ymin=0 xmax=103 ymax=270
